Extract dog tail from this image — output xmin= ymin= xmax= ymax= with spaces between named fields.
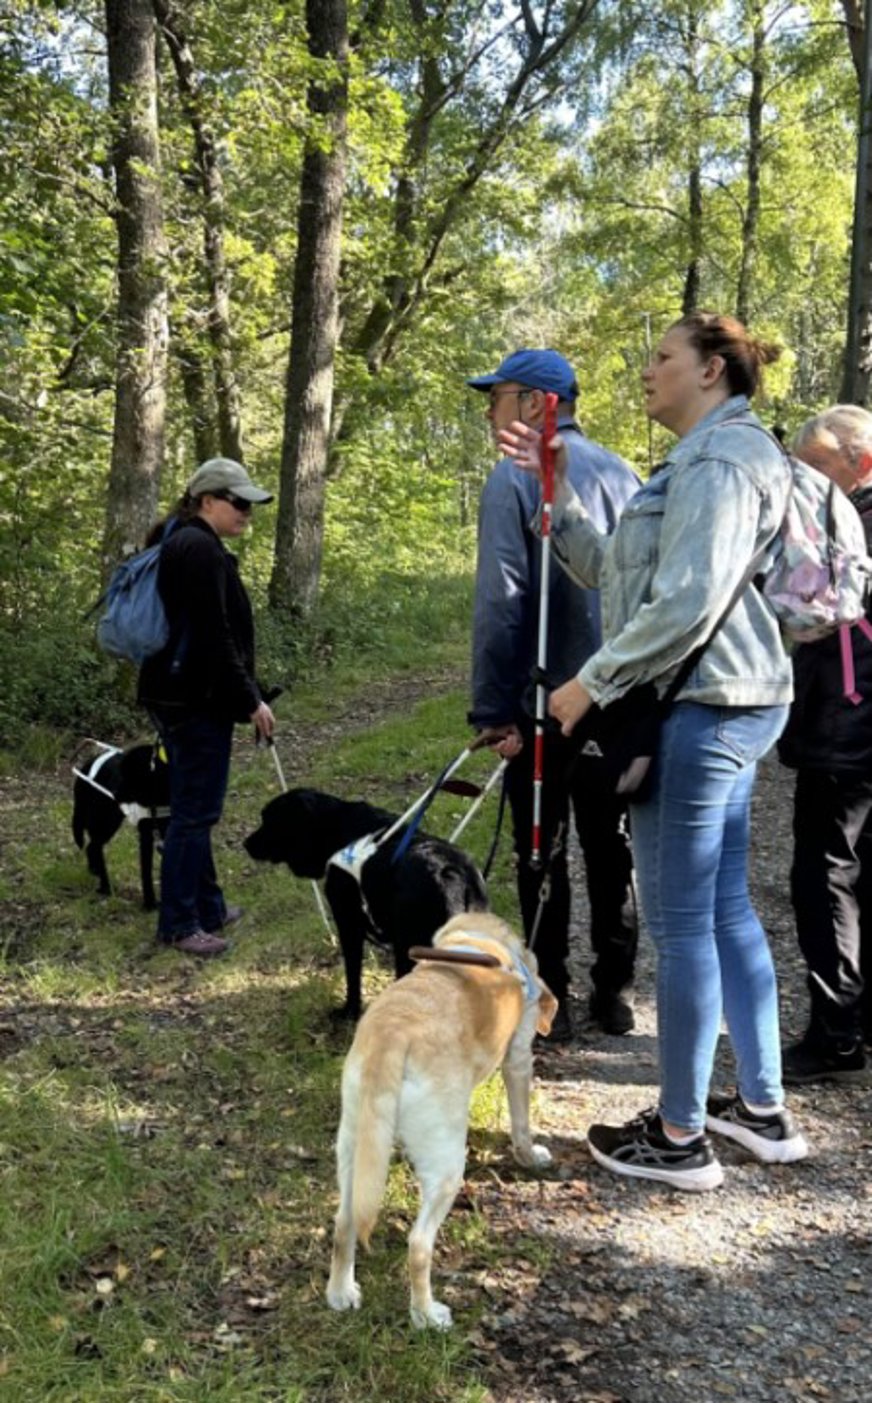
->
xmin=351 ymin=1048 xmax=406 ymax=1249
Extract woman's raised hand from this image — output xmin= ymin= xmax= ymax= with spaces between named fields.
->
xmin=497 ymin=421 xmax=568 ymax=483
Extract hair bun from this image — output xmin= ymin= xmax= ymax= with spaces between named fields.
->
xmin=752 ymin=337 xmax=781 ymax=368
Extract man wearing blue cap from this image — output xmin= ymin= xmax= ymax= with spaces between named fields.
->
xmin=468 ymin=348 xmax=640 ymax=1042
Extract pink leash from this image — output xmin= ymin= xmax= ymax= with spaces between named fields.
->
xmin=840 ymin=619 xmax=872 ymax=705
xmin=531 ymin=392 xmax=558 ymax=869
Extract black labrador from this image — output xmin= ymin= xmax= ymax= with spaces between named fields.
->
xmin=243 ymin=787 xmax=489 ymax=1019
xmin=72 ymin=743 xmax=170 ymax=910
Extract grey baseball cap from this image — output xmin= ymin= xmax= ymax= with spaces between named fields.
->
xmin=186 ymin=457 xmax=273 ymax=504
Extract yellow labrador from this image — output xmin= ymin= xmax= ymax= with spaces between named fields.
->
xmin=325 ymin=912 xmax=557 ymax=1329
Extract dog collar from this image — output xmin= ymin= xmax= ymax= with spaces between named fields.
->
xmin=441 ymin=936 xmax=539 ymax=1004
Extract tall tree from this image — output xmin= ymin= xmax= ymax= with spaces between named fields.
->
xmin=102 ymin=0 xmax=169 ymax=569
xmin=841 ymin=0 xmax=872 ymax=403
xmin=338 ymin=0 xmax=599 ymax=433
xmin=269 ymin=0 xmax=348 ymax=616
xmin=681 ymin=6 xmax=704 ymax=313
xmin=154 ymin=0 xmax=244 ymax=462
xmin=735 ymin=0 xmax=766 ymax=323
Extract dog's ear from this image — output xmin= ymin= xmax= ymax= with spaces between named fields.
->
xmin=535 ymin=979 xmax=559 ymax=1036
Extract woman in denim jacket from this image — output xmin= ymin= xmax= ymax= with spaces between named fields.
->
xmin=503 ymin=311 xmax=809 ymax=1190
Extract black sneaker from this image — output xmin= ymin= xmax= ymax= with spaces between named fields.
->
xmin=781 ymin=1034 xmax=866 ymax=1085
xmin=586 ymin=1107 xmax=723 ymax=1192
xmin=706 ymin=1092 xmax=809 ymax=1164
xmin=588 ymin=990 xmax=635 ymax=1036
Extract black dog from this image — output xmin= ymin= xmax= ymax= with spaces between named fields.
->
xmin=243 ymin=788 xmax=489 ymax=1019
xmin=72 ymin=743 xmax=170 ymax=910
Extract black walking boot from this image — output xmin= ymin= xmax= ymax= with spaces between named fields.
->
xmin=781 ymin=1030 xmax=866 ymax=1084
xmin=588 ymin=989 xmax=635 ymax=1035
xmin=536 ymin=999 xmax=573 ymax=1046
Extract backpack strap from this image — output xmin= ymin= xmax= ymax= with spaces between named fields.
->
xmin=657 ymin=532 xmax=777 ymax=709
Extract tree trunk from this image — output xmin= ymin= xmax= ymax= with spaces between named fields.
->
xmin=269 ymin=0 xmax=348 ymax=617
xmin=174 ymin=337 xmax=218 ymax=463
xmin=681 ymin=11 xmax=703 ymax=314
xmin=682 ymin=162 xmax=702 ymax=314
xmin=154 ymin=0 xmax=244 ymax=462
xmin=736 ymin=2 xmax=765 ymax=325
xmin=844 ymin=0 xmax=865 ymax=81
xmin=102 ymin=0 xmax=168 ymax=571
xmin=842 ymin=0 xmax=872 ymax=404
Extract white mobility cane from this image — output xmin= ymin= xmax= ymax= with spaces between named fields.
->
xmin=531 ymin=391 xmax=559 ymax=871
xmin=262 ymin=734 xmax=332 ymax=933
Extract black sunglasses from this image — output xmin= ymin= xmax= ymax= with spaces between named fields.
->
xmin=215 ymin=492 xmax=253 ymax=513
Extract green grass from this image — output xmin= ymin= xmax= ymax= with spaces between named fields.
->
xmin=0 ymin=674 xmax=549 ymax=1401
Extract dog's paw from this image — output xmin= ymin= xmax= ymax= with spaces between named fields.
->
xmin=326 ymin=1280 xmax=362 ymax=1312
xmin=410 ymin=1300 xmax=453 ymax=1331
xmin=513 ymin=1142 xmax=552 ymax=1170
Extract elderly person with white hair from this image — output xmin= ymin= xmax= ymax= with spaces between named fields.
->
xmin=778 ymin=404 xmax=872 ymax=1082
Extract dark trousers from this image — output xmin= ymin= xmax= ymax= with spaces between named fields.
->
xmin=791 ymin=768 xmax=872 ymax=1044
xmin=152 ymin=710 xmax=234 ymax=941
xmin=504 ymin=727 xmax=638 ymax=1005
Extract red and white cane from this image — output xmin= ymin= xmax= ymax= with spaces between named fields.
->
xmin=531 ymin=391 xmax=558 ymax=870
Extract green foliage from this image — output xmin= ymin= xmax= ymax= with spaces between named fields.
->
xmin=0 ymin=619 xmax=138 ymax=751
xmin=0 ymin=0 xmax=867 ymax=745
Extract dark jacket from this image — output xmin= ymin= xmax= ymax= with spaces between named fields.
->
xmin=470 ymin=417 xmax=640 ymax=729
xmin=138 ymin=516 xmax=260 ymax=723
xmin=778 ymin=484 xmax=872 ymax=774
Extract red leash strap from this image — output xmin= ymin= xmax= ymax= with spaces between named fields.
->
xmin=531 ymin=392 xmax=558 ymax=870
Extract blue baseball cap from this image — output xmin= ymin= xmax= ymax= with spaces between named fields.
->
xmin=466 ymin=348 xmax=578 ymax=401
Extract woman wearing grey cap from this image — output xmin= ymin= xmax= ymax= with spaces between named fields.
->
xmin=138 ymin=458 xmax=275 ymax=957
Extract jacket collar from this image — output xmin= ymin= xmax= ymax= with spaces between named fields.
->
xmin=663 ymin=394 xmax=753 ymax=468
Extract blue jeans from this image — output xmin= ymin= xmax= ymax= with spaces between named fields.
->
xmin=154 ymin=711 xmax=234 ymax=941
xmin=630 ymin=701 xmax=789 ymax=1132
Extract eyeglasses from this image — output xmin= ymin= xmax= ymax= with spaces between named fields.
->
xmin=487 ymin=387 xmax=533 ymax=410
xmin=216 ymin=492 xmax=253 ymax=513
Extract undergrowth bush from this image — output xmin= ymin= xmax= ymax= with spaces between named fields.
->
xmin=0 ymin=561 xmax=475 ymax=760
xmin=0 ymin=621 xmax=139 ymax=753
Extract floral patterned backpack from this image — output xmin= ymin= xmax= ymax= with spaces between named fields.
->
xmin=731 ymin=421 xmax=872 ymax=643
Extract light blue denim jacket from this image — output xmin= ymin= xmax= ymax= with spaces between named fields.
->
xmin=549 ymin=395 xmax=794 ymax=708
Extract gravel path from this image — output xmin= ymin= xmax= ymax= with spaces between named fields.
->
xmin=470 ymin=752 xmax=872 ymax=1403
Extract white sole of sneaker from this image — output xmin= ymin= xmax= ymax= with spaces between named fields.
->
xmin=587 ymin=1141 xmax=724 ymax=1192
xmin=705 ymin=1118 xmax=809 ymax=1164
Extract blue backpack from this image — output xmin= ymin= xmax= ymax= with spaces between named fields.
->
xmin=96 ymin=518 xmax=180 ymax=665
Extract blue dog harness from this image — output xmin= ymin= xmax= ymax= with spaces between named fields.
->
xmin=436 ymin=935 xmax=540 ymax=1004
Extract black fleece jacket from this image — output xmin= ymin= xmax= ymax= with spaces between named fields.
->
xmin=137 ymin=516 xmax=260 ymax=723
xmin=778 ymin=484 xmax=872 ymax=775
